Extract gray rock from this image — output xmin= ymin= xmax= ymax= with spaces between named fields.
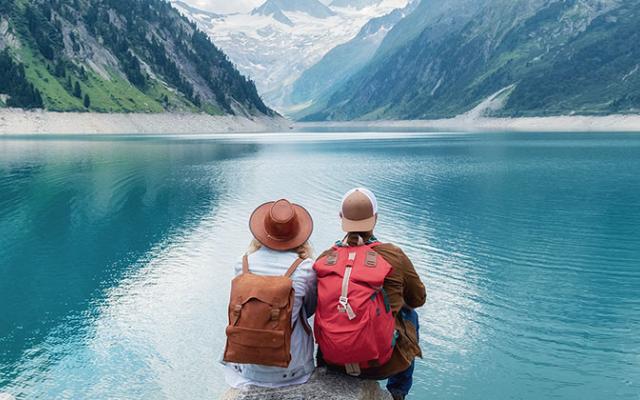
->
xmin=221 ymin=368 xmax=392 ymax=400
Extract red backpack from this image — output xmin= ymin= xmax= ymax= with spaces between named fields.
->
xmin=313 ymin=242 xmax=395 ymax=375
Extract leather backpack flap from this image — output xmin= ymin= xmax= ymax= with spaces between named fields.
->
xmin=224 ymin=273 xmax=296 ymax=368
xmin=233 ymin=274 xmax=292 ymax=304
xmin=229 ymin=274 xmax=294 ymax=326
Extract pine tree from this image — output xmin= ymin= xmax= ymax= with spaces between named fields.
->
xmin=0 ymin=50 xmax=44 ymax=109
xmin=83 ymin=93 xmax=91 ymax=108
xmin=54 ymin=59 xmax=65 ymax=78
xmin=34 ymin=88 xmax=43 ymax=108
xmin=73 ymin=81 xmax=82 ymax=98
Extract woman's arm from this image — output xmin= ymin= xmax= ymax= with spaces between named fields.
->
xmin=302 ymin=259 xmax=318 ymax=317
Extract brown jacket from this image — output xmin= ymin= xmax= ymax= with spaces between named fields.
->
xmin=318 ymin=240 xmax=426 ymax=378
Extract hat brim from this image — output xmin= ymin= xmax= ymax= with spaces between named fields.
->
xmin=249 ymin=202 xmax=314 ymax=251
xmin=341 ymin=215 xmax=376 ymax=233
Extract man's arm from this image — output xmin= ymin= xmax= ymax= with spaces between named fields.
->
xmin=375 ymin=244 xmax=426 ymax=309
xmin=397 ymin=249 xmax=426 ymax=308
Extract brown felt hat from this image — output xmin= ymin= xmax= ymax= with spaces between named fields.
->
xmin=249 ymin=199 xmax=313 ymax=251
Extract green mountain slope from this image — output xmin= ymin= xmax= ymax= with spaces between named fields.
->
xmin=305 ymin=0 xmax=640 ymax=121
xmin=0 ymin=0 xmax=272 ymax=116
xmin=503 ymin=1 xmax=640 ymax=116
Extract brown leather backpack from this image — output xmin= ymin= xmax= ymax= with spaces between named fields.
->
xmin=223 ymin=255 xmax=308 ymax=368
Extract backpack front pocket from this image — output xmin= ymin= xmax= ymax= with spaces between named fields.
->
xmin=224 ymin=325 xmax=290 ymax=368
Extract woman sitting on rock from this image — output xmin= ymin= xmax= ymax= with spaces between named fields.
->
xmin=222 ymin=199 xmax=317 ymax=389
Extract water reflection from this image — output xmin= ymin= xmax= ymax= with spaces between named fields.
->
xmin=1 ymin=133 xmax=639 ymax=399
xmin=0 ymin=139 xmax=258 ymax=390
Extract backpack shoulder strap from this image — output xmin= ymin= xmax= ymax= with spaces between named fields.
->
xmin=338 ymin=251 xmax=357 ymax=320
xmin=242 ymin=255 xmax=250 ymax=274
xmin=284 ymin=257 xmax=304 ymax=278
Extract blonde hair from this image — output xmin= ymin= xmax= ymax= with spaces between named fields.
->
xmin=246 ymin=239 xmax=314 ymax=260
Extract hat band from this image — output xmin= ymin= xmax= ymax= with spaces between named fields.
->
xmin=266 ymin=233 xmax=290 ymax=242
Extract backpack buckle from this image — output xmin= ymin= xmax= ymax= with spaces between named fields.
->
xmin=338 ymin=296 xmax=357 ymax=320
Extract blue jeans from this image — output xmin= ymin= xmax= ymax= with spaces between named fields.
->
xmin=386 ymin=307 xmax=419 ymax=397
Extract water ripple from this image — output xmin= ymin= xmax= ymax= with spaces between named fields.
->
xmin=1 ymin=133 xmax=639 ymax=399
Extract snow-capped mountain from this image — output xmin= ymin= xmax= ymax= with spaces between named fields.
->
xmin=253 ymin=0 xmax=336 ymax=18
xmin=330 ymin=0 xmax=383 ymax=9
xmin=251 ymin=2 xmax=296 ymax=26
xmin=171 ymin=1 xmax=223 ymax=20
xmin=171 ymin=0 xmax=409 ymax=112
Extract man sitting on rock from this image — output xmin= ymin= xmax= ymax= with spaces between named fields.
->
xmin=314 ymin=188 xmax=426 ymax=400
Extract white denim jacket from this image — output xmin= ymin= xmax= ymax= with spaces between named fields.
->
xmin=222 ymin=246 xmax=317 ymax=388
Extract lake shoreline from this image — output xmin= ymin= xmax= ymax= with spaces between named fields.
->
xmin=296 ymin=114 xmax=640 ymax=132
xmin=2 ymin=110 xmax=640 ymax=134
xmin=0 ymin=109 xmax=290 ymax=135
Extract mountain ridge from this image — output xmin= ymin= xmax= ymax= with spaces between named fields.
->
xmin=0 ymin=0 xmax=272 ymax=116
xmin=252 ymin=0 xmax=336 ymax=19
xmin=250 ymin=1 xmax=295 ymax=25
xmin=289 ymin=1 xmax=416 ymax=115
xmin=305 ymin=0 xmax=640 ymax=120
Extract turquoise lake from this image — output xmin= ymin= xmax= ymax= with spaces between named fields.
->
xmin=1 ymin=132 xmax=639 ymax=399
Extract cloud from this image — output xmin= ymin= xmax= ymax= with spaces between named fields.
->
xmin=183 ymin=0 xmax=262 ymax=14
